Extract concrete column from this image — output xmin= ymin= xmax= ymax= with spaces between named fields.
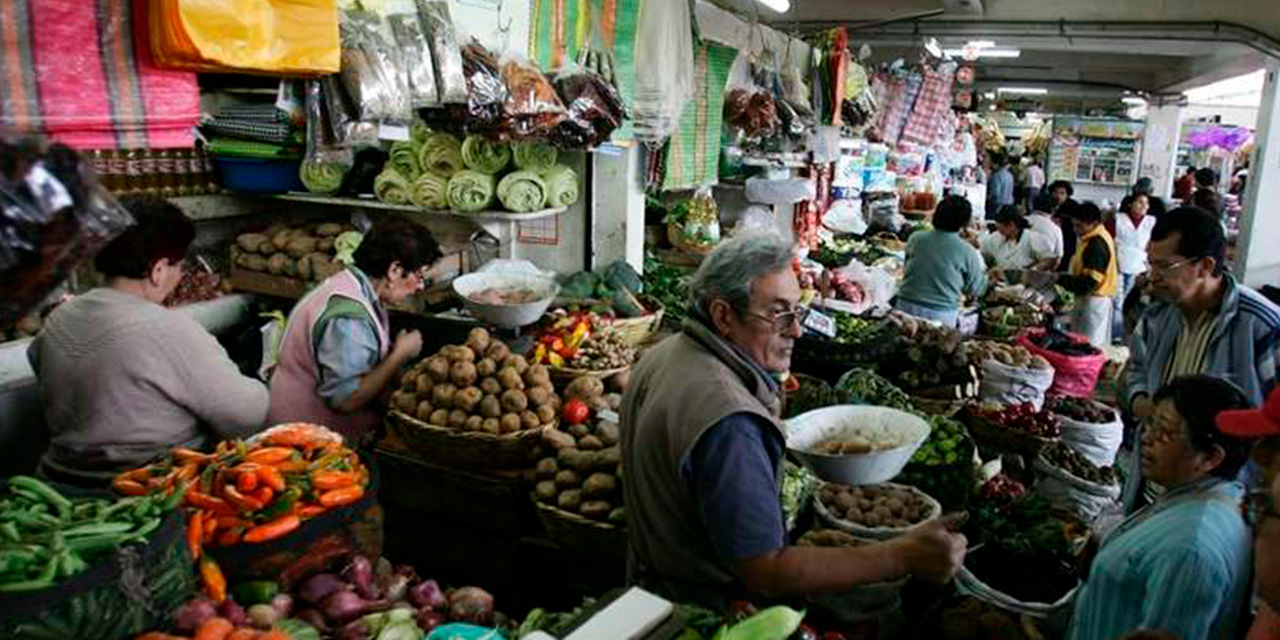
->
xmin=591 ymin=145 xmax=647 ymax=272
xmin=1137 ymin=104 xmax=1184 ymax=199
xmin=1238 ymin=59 xmax=1280 ymax=289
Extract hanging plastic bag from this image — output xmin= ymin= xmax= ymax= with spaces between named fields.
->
xmin=416 ymin=0 xmax=468 ymax=104
xmin=632 ymin=0 xmax=695 ymax=145
xmin=300 ymin=80 xmax=353 ymax=195
xmin=501 ymin=53 xmax=568 ymax=139
xmin=458 ymin=41 xmax=510 ymax=132
xmin=388 ymin=11 xmax=439 ymax=109
xmin=338 ymin=10 xmax=412 ymax=124
xmin=550 ymin=64 xmax=628 ymax=149
xmin=322 ymin=76 xmax=380 ymax=149
xmin=149 ymin=0 xmax=339 ymax=75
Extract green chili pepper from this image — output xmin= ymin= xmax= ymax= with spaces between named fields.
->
xmin=0 ymin=554 xmax=58 ymax=592
xmin=0 ymin=522 xmax=21 ymax=543
xmin=230 ymin=580 xmax=279 ymax=606
xmin=8 ymin=476 xmax=71 ymax=519
xmin=0 ymin=548 xmax=39 ymax=575
xmin=255 ymin=487 xmax=301 ymax=522
xmin=62 ymin=522 xmax=135 ymax=537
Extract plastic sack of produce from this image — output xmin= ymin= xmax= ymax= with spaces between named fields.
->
xmin=1047 ymin=396 xmax=1123 ymax=467
xmin=338 ymin=9 xmax=412 ymax=124
xmin=1017 ymin=328 xmax=1107 ymax=398
xmin=411 ymin=172 xmax=450 ymax=210
xmin=501 ymin=53 xmax=567 ymax=139
xmin=300 ymin=80 xmax=352 ymax=195
xmin=0 ymin=478 xmax=194 ymax=640
xmin=388 ymin=11 xmax=439 ymax=109
xmin=956 ymin=566 xmax=1077 ymax=619
xmin=419 ymin=133 xmax=465 ymax=178
xmin=1032 ymin=455 xmax=1120 ymax=522
xmin=415 ymin=0 xmax=468 ymax=104
xmin=979 ymin=359 xmax=1054 ymax=410
xmin=321 ymin=76 xmax=379 ymax=149
xmin=374 ymin=167 xmax=412 ymax=205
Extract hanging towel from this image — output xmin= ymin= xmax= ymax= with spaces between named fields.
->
xmin=660 ymin=42 xmax=737 ymax=191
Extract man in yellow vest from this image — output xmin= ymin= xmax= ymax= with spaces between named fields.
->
xmin=1057 ymin=201 xmax=1118 ymax=347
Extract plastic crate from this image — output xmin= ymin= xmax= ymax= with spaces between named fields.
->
xmin=214 ymin=157 xmax=303 ymax=194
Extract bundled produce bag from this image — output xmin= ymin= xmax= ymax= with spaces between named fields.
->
xmin=1018 ymin=328 xmax=1107 ymax=398
xmin=461 ymin=135 xmax=511 ymax=175
xmin=338 ymin=9 xmax=412 ymax=124
xmin=551 ymin=65 xmax=628 ymax=148
xmin=149 ymin=0 xmax=339 ymax=74
xmin=388 ymin=11 xmax=439 ymax=108
xmin=458 ymin=41 xmax=510 ymax=132
xmin=388 ymin=140 xmax=422 ymax=181
xmin=374 ymin=168 xmax=412 ymax=205
xmin=321 ymin=76 xmax=379 ymax=149
xmin=419 ymin=133 xmax=465 ymax=178
xmin=300 ymin=80 xmax=352 ymax=195
xmin=979 ymin=359 xmax=1054 ymax=410
xmin=501 ymin=53 xmax=567 ymax=139
xmin=1049 ymin=397 xmax=1124 ymax=467
xmin=498 ymin=171 xmax=549 ymax=213
xmin=415 ymin=0 xmax=468 ymax=104
xmin=542 ymin=165 xmax=580 ymax=208
xmin=1032 ymin=456 xmax=1121 ymax=522
xmin=513 ymin=141 xmax=558 ymax=172
xmin=411 ymin=172 xmax=450 ymax=210
xmin=447 ymin=171 xmax=496 ymax=213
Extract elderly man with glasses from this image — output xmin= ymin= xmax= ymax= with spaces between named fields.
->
xmin=1120 ymin=207 xmax=1280 ymax=512
xmin=620 ymin=233 xmax=967 ymax=608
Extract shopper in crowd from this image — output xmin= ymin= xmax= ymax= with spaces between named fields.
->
xmin=894 ymin=196 xmax=987 ymax=328
xmin=1132 ymin=177 xmax=1168 ymax=219
xmin=1192 ymin=188 xmax=1224 ymax=218
xmin=1027 ymin=193 xmax=1065 ymax=263
xmin=1111 ymin=193 xmax=1157 ymax=341
xmin=1024 ymin=157 xmax=1046 ymax=205
xmin=1056 ymin=202 xmax=1118 ymax=348
xmin=28 ymin=195 xmax=269 ymax=487
xmin=980 ymin=205 xmax=1057 ymax=271
xmin=620 ymin=233 xmax=967 ymax=608
xmin=1195 ymin=167 xmax=1220 ymax=191
xmin=268 ymin=218 xmax=440 ymax=446
xmin=1067 ymin=375 xmax=1253 ymax=640
xmin=986 ymin=152 xmax=1015 ymax=218
xmin=1174 ymin=166 xmax=1197 ymax=201
xmin=1048 ymin=179 xmax=1079 ymax=271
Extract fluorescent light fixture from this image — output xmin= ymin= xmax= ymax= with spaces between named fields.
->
xmin=1121 ymin=97 xmax=1146 ymax=105
xmin=755 ymin=0 xmax=789 ymax=13
xmin=942 ymin=48 xmax=1020 ymax=58
xmin=925 ymin=37 xmax=942 ymax=58
xmin=983 ymin=92 xmax=996 ymax=100
xmin=998 ymin=87 xmax=1048 ymax=95
xmin=967 ymin=40 xmax=996 ymax=48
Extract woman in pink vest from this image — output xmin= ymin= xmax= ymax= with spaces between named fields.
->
xmin=268 ymin=218 xmax=441 ymax=446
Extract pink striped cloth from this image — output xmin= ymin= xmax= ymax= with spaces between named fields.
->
xmin=0 ymin=0 xmax=200 ymax=149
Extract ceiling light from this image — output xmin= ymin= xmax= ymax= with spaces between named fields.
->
xmin=942 ymin=48 xmax=1020 ymax=59
xmin=925 ymin=37 xmax=942 ymax=58
xmin=755 ymin=0 xmax=789 ymax=13
xmin=1121 ymin=97 xmax=1146 ymax=105
xmin=983 ymin=92 xmax=996 ymax=100
xmin=967 ymin=40 xmax=996 ymax=49
xmin=998 ymin=87 xmax=1048 ymax=95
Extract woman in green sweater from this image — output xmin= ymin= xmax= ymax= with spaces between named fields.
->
xmin=894 ymin=195 xmax=987 ymax=327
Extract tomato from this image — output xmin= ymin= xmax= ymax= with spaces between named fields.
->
xmin=561 ymin=399 xmax=591 ymax=425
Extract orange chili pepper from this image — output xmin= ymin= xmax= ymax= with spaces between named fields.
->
xmin=235 ymin=470 xmax=259 ymax=493
xmin=252 ymin=486 xmax=274 ymax=505
xmin=226 ymin=629 xmax=261 ymax=640
xmin=258 ymin=631 xmax=290 ymax=640
xmin=297 ymin=505 xmax=327 ymax=519
xmin=203 ymin=515 xmax=219 ymax=545
xmin=173 ymin=448 xmax=214 ymax=465
xmin=271 ymin=460 xmax=308 ymax=474
xmin=256 ymin=466 xmax=286 ymax=492
xmin=312 ymin=471 xmax=358 ymax=491
xmin=186 ymin=491 xmax=235 ymax=516
xmin=198 ymin=555 xmax=227 ymax=602
xmin=223 ymin=486 xmax=264 ymax=512
xmin=112 ymin=477 xmax=148 ymax=497
xmin=242 ymin=515 xmax=300 ymax=544
xmin=187 ymin=511 xmax=204 ymax=559
xmin=194 ymin=616 xmax=233 ymax=640
xmin=318 ymin=486 xmax=365 ymax=508
xmin=245 ymin=447 xmax=294 ymax=465
xmin=216 ymin=527 xmax=243 ymax=547
xmin=134 ymin=633 xmax=185 ymax=640
xmin=175 ymin=463 xmax=200 ymax=485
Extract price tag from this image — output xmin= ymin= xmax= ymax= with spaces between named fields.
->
xmin=378 ymin=123 xmax=411 ymax=142
xmin=803 ymin=307 xmax=837 ymax=338
xmin=597 ymin=409 xmax=620 ymax=424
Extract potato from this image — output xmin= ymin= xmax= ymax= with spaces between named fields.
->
xmin=415 ymin=400 xmax=435 ymax=422
xmin=455 ymin=387 xmax=484 ymax=413
xmin=583 ymin=473 xmax=617 ymax=497
xmin=565 ymin=377 xmax=604 ymax=401
xmin=391 ymin=390 xmax=416 ymax=414
xmin=527 ymin=386 xmax=553 ymax=408
xmin=316 ymin=222 xmax=343 ymax=237
xmin=485 ymin=341 xmax=511 ymax=363
xmin=554 ymin=469 xmax=581 ymax=489
xmin=478 ymin=394 xmax=502 ymax=419
xmin=520 ymin=410 xmax=541 ymax=430
xmin=535 ymin=480 xmax=559 ymax=502
xmin=536 ymin=404 xmax=557 ymax=425
xmin=317 ymin=237 xmax=335 ymax=252
xmin=297 ymin=252 xmax=320 ymax=280
xmin=236 ymin=233 xmax=271 ymax=253
xmin=285 ymin=236 xmax=319 ymax=259
xmin=448 ymin=410 xmax=469 ymax=430
xmin=501 ymin=389 xmax=529 ymax=413
xmin=415 ymin=374 xmax=435 ymax=395
xmin=271 ymin=229 xmax=296 ymax=251
xmin=462 ymin=415 xmax=482 ymax=432
xmin=598 ymin=422 xmax=620 ymax=446
xmin=535 ymin=458 xmax=559 ymax=478
xmin=312 ymin=256 xmax=343 ymax=280
xmin=499 ymin=413 xmax=522 ymax=434
xmin=431 ymin=383 xmax=458 ymax=409
xmin=266 ymin=253 xmax=290 ymax=275
xmin=497 ymin=368 xmax=525 ymax=391
xmin=480 ymin=377 xmax=503 ymax=395
xmin=425 ymin=356 xmax=451 ymax=382
xmin=579 ymin=435 xmax=604 ymax=451
xmin=450 ymin=361 xmax=478 ymax=387
xmin=476 ymin=358 xmax=497 ymax=378
xmin=481 ymin=418 xmax=501 ymax=434
xmin=595 ymin=446 xmax=621 ymax=469
xmin=282 ymin=256 xmax=300 ymax=278
xmin=524 ymin=364 xmax=551 ymax=389
xmin=561 ymin=449 xmax=596 ymax=472
xmin=429 ymin=409 xmax=450 ymax=427
xmin=466 ymin=328 xmax=491 ymax=355
xmin=541 ymin=428 xmax=576 ymax=451
xmin=604 ymin=393 xmax=623 ymax=412
xmin=503 ymin=355 xmax=529 ymax=374
xmin=558 ymin=489 xmax=583 ymax=512
xmin=568 ymin=423 xmax=591 ymax=439
xmin=236 ymin=253 xmax=269 ymax=272
xmin=443 ymin=345 xmax=476 ymax=363
xmin=580 ymin=500 xmax=612 ymax=520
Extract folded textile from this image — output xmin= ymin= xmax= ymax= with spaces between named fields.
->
xmin=512 ymin=141 xmax=557 ymax=172
xmin=447 ymin=170 xmax=495 ymax=213
xmin=410 ymin=172 xmax=449 ymax=210
xmin=375 ymin=167 xmax=411 ymax=204
xmin=461 ymin=135 xmax=511 ymax=175
xmin=497 ymin=170 xmax=548 ymax=213
xmin=206 ymin=136 xmax=301 ymax=160
xmin=389 ymin=140 xmax=422 ymax=181
xmin=541 ymin=165 xmax=580 ymax=208
xmin=203 ymin=118 xmax=298 ymax=145
xmin=419 ymin=132 xmax=464 ymax=178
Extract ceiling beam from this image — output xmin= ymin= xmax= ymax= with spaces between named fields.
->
xmin=938 ymin=0 xmax=983 ymax=16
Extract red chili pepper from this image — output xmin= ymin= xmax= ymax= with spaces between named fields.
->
xmin=223 ymin=485 xmax=264 ymax=512
xmin=243 ymin=515 xmax=300 ymax=544
xmin=186 ymin=491 xmax=235 ymax=516
xmin=187 ymin=511 xmax=204 ymax=559
xmin=198 ymin=555 xmax=227 ymax=602
xmin=256 ymin=466 xmax=286 ymax=492
xmin=318 ymin=486 xmax=365 ymax=508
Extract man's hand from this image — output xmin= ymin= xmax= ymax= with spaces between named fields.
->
xmin=1132 ymin=394 xmax=1155 ymax=419
xmin=896 ymin=512 xmax=968 ymax=583
xmin=391 ymin=329 xmax=423 ymax=363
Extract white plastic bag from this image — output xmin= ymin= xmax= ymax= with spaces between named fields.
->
xmin=979 ymin=359 xmax=1054 ymax=409
xmin=823 ymin=199 xmax=866 ymax=235
xmin=631 ymin=0 xmax=694 ymax=145
xmin=745 ymin=177 xmax=816 ymax=205
xmin=1032 ymin=457 xmax=1121 ymax=522
xmin=1057 ymin=413 xmax=1124 ymax=467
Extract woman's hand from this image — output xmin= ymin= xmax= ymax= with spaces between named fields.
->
xmin=392 ymin=329 xmax=423 ymax=363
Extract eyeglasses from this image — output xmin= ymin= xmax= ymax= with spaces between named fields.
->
xmin=1143 ymin=416 xmax=1187 ymax=444
xmin=1244 ymin=489 xmax=1280 ymax=527
xmin=1148 ymin=257 xmax=1196 ymax=277
xmin=740 ymin=305 xmax=810 ymax=334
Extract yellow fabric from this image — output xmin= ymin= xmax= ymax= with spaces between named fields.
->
xmin=1069 ymin=224 xmax=1119 ymax=297
xmin=149 ymin=0 xmax=339 ymax=75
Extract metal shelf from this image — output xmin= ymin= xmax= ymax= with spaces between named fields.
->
xmin=271 ymin=193 xmax=567 ymax=222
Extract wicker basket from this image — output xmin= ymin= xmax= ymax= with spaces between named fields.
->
xmin=607 ymin=296 xmax=666 ymax=347
xmin=667 ymin=224 xmax=716 ymax=255
xmin=533 ymin=497 xmax=628 ymax=558
xmin=386 ymin=410 xmax=548 ymax=470
xmin=549 ymin=364 xmax=630 ymax=386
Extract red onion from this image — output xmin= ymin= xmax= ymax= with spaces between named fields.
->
xmin=295 ymin=609 xmax=329 ymax=632
xmin=219 ymin=599 xmax=249 ymax=627
xmin=173 ymin=598 xmax=219 ymax=635
xmin=407 ymin=579 xmax=447 ymax=611
xmin=299 ymin=573 xmax=348 ymax=605
xmin=343 ymin=555 xmax=378 ymax=600
xmin=270 ymin=593 xmax=294 ymax=619
xmin=322 ymin=590 xmax=391 ymax=625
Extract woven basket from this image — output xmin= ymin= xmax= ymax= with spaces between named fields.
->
xmin=386 ymin=410 xmax=548 ymax=470
xmin=606 ymin=296 xmax=666 ymax=347
xmin=549 ymin=364 xmax=630 ymax=386
xmin=533 ymin=498 xmax=628 ymax=558
xmin=667 ymin=224 xmax=716 ymax=255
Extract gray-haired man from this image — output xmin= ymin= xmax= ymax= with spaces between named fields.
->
xmin=620 ymin=233 xmax=967 ymax=607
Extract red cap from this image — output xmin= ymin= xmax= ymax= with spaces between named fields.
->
xmin=1217 ymin=387 xmax=1280 ymax=438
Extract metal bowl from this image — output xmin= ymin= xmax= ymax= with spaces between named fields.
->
xmin=786 ymin=405 xmax=931 ymax=485
xmin=452 ymin=271 xmax=560 ymax=329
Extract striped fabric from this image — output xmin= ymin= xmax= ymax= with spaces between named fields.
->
xmin=1163 ymin=311 xmax=1218 ymax=383
xmin=1068 ymin=478 xmax=1251 ymax=640
xmin=660 ymin=41 xmax=737 ymax=191
xmin=0 ymin=0 xmax=200 ymax=149
xmin=203 ymin=118 xmax=298 ymax=145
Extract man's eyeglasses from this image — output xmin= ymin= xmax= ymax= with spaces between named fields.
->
xmin=1143 ymin=416 xmax=1187 ymax=444
xmin=1244 ymin=489 xmax=1280 ymax=527
xmin=740 ymin=306 xmax=810 ymax=334
xmin=1148 ymin=257 xmax=1196 ymax=277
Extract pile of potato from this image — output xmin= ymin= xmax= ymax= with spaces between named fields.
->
xmin=232 ymin=222 xmax=349 ymax=282
xmin=391 ymin=328 xmax=562 ymax=434
xmin=533 ymin=376 xmax=626 ymax=525
xmin=818 ymin=482 xmax=937 ymax=530
xmin=798 ymin=529 xmax=868 ymax=549
xmin=961 ymin=339 xmax=1052 ymax=371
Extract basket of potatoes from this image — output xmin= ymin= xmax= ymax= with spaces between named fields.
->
xmin=231 ymin=222 xmax=349 ymax=283
xmin=813 ymin=481 xmax=941 ymax=540
xmin=387 ymin=328 xmax=561 ymax=470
